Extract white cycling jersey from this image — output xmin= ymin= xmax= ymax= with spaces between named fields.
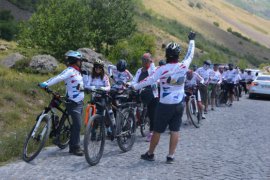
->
xmin=245 ymin=74 xmax=255 ymax=82
xmin=133 ymin=40 xmax=195 ymax=104
xmin=224 ymin=69 xmax=238 ymax=84
xmin=108 ymin=65 xmax=133 ymax=83
xmin=132 ymin=62 xmax=158 ymax=98
xmin=83 ymin=74 xmax=110 ymax=91
xmin=240 ymin=72 xmax=247 ymax=81
xmin=43 ymin=66 xmax=84 ymax=102
xmin=185 ymin=72 xmax=204 ymax=88
xmin=209 ymin=70 xmax=222 ymax=84
xmin=195 ymin=67 xmax=211 ymax=84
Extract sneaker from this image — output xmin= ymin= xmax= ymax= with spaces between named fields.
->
xmin=202 ymin=114 xmax=206 ymax=119
xmin=141 ymin=152 xmax=155 ymax=161
xmin=211 ymin=107 xmax=214 ymax=111
xmin=69 ymin=147 xmax=84 ymax=156
xmin=204 ymin=110 xmax=208 ymax=114
xmin=145 ymin=132 xmax=153 ymax=142
xmin=166 ymin=156 xmax=174 ymax=164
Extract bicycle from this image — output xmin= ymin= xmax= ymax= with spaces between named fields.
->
xmin=216 ymin=81 xmax=230 ymax=107
xmin=83 ymin=88 xmax=136 ymax=166
xmin=22 ymin=86 xmax=71 ymax=162
xmin=185 ymin=87 xmax=201 ymax=128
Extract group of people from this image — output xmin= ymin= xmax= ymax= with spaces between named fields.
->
xmin=38 ymin=30 xmax=253 ymax=164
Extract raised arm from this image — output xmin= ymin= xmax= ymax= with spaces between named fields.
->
xmin=133 ymin=67 xmax=162 ymax=90
xmin=182 ymin=31 xmax=196 ymax=68
xmin=44 ymin=68 xmax=71 ymax=86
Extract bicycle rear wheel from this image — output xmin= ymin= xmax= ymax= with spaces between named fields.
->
xmin=116 ymin=108 xmax=136 ymax=152
xmin=84 ymin=115 xmax=105 ymax=166
xmin=187 ymin=99 xmax=200 ymax=128
xmin=55 ymin=114 xmax=71 ymax=149
xmin=22 ymin=114 xmax=51 ymax=162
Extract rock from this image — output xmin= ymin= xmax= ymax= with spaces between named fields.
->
xmin=29 ymin=55 xmax=58 ymax=73
xmin=1 ymin=53 xmax=25 ymax=68
xmin=77 ymin=48 xmax=112 ymax=74
xmin=0 ymin=45 xmax=8 ymax=51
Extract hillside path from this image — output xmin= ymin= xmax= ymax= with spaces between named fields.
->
xmin=0 ymin=95 xmax=270 ymax=180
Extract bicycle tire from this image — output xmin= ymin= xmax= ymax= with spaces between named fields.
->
xmin=140 ymin=109 xmax=149 ymax=137
xmin=55 ymin=114 xmax=71 ymax=149
xmin=116 ymin=108 xmax=136 ymax=152
xmin=84 ymin=115 xmax=105 ymax=166
xmin=22 ymin=114 xmax=51 ymax=162
xmin=187 ymin=99 xmax=200 ymax=128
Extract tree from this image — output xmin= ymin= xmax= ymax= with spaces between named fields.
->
xmin=19 ymin=0 xmax=136 ymax=58
xmin=0 ymin=10 xmax=18 ymax=41
xmin=19 ymin=0 xmax=93 ymax=58
xmin=108 ymin=33 xmax=156 ymax=73
xmin=85 ymin=0 xmax=136 ymax=53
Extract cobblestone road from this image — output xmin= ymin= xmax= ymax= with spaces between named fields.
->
xmin=1 ymin=95 xmax=270 ymax=180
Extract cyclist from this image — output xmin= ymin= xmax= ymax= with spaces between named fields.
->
xmin=191 ymin=64 xmax=198 ymax=71
xmin=245 ymin=70 xmax=255 ymax=91
xmin=239 ymin=69 xmax=247 ymax=95
xmin=184 ymin=70 xmax=205 ymax=119
xmin=208 ymin=64 xmax=222 ymax=110
xmin=39 ymin=51 xmax=84 ymax=156
xmin=223 ymin=63 xmax=237 ymax=106
xmin=108 ymin=59 xmax=133 ymax=90
xmin=132 ymin=53 xmax=158 ymax=142
xmin=83 ymin=59 xmax=110 ymax=91
xmin=196 ymin=60 xmax=212 ymax=114
xmin=132 ymin=31 xmax=196 ymax=163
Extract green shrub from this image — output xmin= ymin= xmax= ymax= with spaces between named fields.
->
xmin=189 ymin=2 xmax=195 ymax=8
xmin=227 ymin=27 xmax=233 ymax=32
xmin=108 ymin=33 xmax=156 ymax=73
xmin=213 ymin=22 xmax=219 ymax=27
xmin=0 ymin=10 xmax=19 ymax=41
xmin=196 ymin=3 xmax=203 ymax=9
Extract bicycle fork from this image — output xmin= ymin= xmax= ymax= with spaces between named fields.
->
xmin=31 ymin=112 xmax=49 ymax=140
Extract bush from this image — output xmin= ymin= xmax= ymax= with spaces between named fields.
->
xmin=196 ymin=3 xmax=203 ymax=9
xmin=227 ymin=27 xmax=233 ymax=33
xmin=108 ymin=33 xmax=156 ymax=73
xmin=188 ymin=2 xmax=195 ymax=8
xmin=213 ymin=22 xmax=219 ymax=27
xmin=0 ymin=10 xmax=19 ymax=41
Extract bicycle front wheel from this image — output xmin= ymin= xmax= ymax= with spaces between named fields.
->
xmin=187 ymin=99 xmax=200 ymax=128
xmin=84 ymin=115 xmax=105 ymax=166
xmin=55 ymin=114 xmax=71 ymax=149
xmin=140 ymin=109 xmax=150 ymax=137
xmin=22 ymin=114 xmax=51 ymax=162
xmin=116 ymin=108 xmax=136 ymax=152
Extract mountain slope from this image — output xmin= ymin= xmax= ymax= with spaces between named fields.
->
xmin=226 ymin=0 xmax=270 ymax=20
xmin=141 ymin=0 xmax=270 ymax=65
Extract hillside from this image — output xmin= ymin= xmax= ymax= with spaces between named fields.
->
xmin=226 ymin=0 xmax=270 ymax=20
xmin=0 ymin=0 xmax=32 ymax=21
xmin=141 ymin=0 xmax=270 ymax=65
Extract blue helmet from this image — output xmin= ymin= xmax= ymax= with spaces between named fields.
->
xmin=65 ymin=51 xmax=82 ymax=64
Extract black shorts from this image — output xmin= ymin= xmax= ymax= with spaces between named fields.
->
xmin=153 ymin=102 xmax=184 ymax=133
xmin=226 ymin=83 xmax=235 ymax=95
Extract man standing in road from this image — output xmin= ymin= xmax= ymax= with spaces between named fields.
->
xmin=132 ymin=31 xmax=196 ymax=164
xmin=196 ymin=60 xmax=212 ymax=114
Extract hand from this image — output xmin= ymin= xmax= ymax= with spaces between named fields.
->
xmin=100 ymin=87 xmax=107 ymax=91
xmin=39 ymin=82 xmax=48 ymax=89
xmin=188 ymin=31 xmax=196 ymax=40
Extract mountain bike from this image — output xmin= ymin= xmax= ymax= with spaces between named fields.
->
xmin=185 ymin=87 xmax=201 ymax=128
xmin=22 ymin=86 xmax=71 ymax=162
xmin=83 ymin=88 xmax=136 ymax=166
xmin=135 ymin=102 xmax=149 ymax=137
xmin=216 ymin=81 xmax=230 ymax=107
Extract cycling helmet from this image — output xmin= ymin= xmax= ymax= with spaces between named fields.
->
xmin=159 ymin=59 xmax=166 ymax=66
xmin=192 ymin=64 xmax=198 ymax=71
xmin=228 ymin=63 xmax=234 ymax=67
xmin=65 ymin=51 xmax=82 ymax=64
xmin=165 ymin=42 xmax=181 ymax=60
xmin=203 ymin=60 xmax=212 ymax=65
xmin=94 ymin=59 xmax=104 ymax=67
xmin=116 ymin=59 xmax=127 ymax=72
